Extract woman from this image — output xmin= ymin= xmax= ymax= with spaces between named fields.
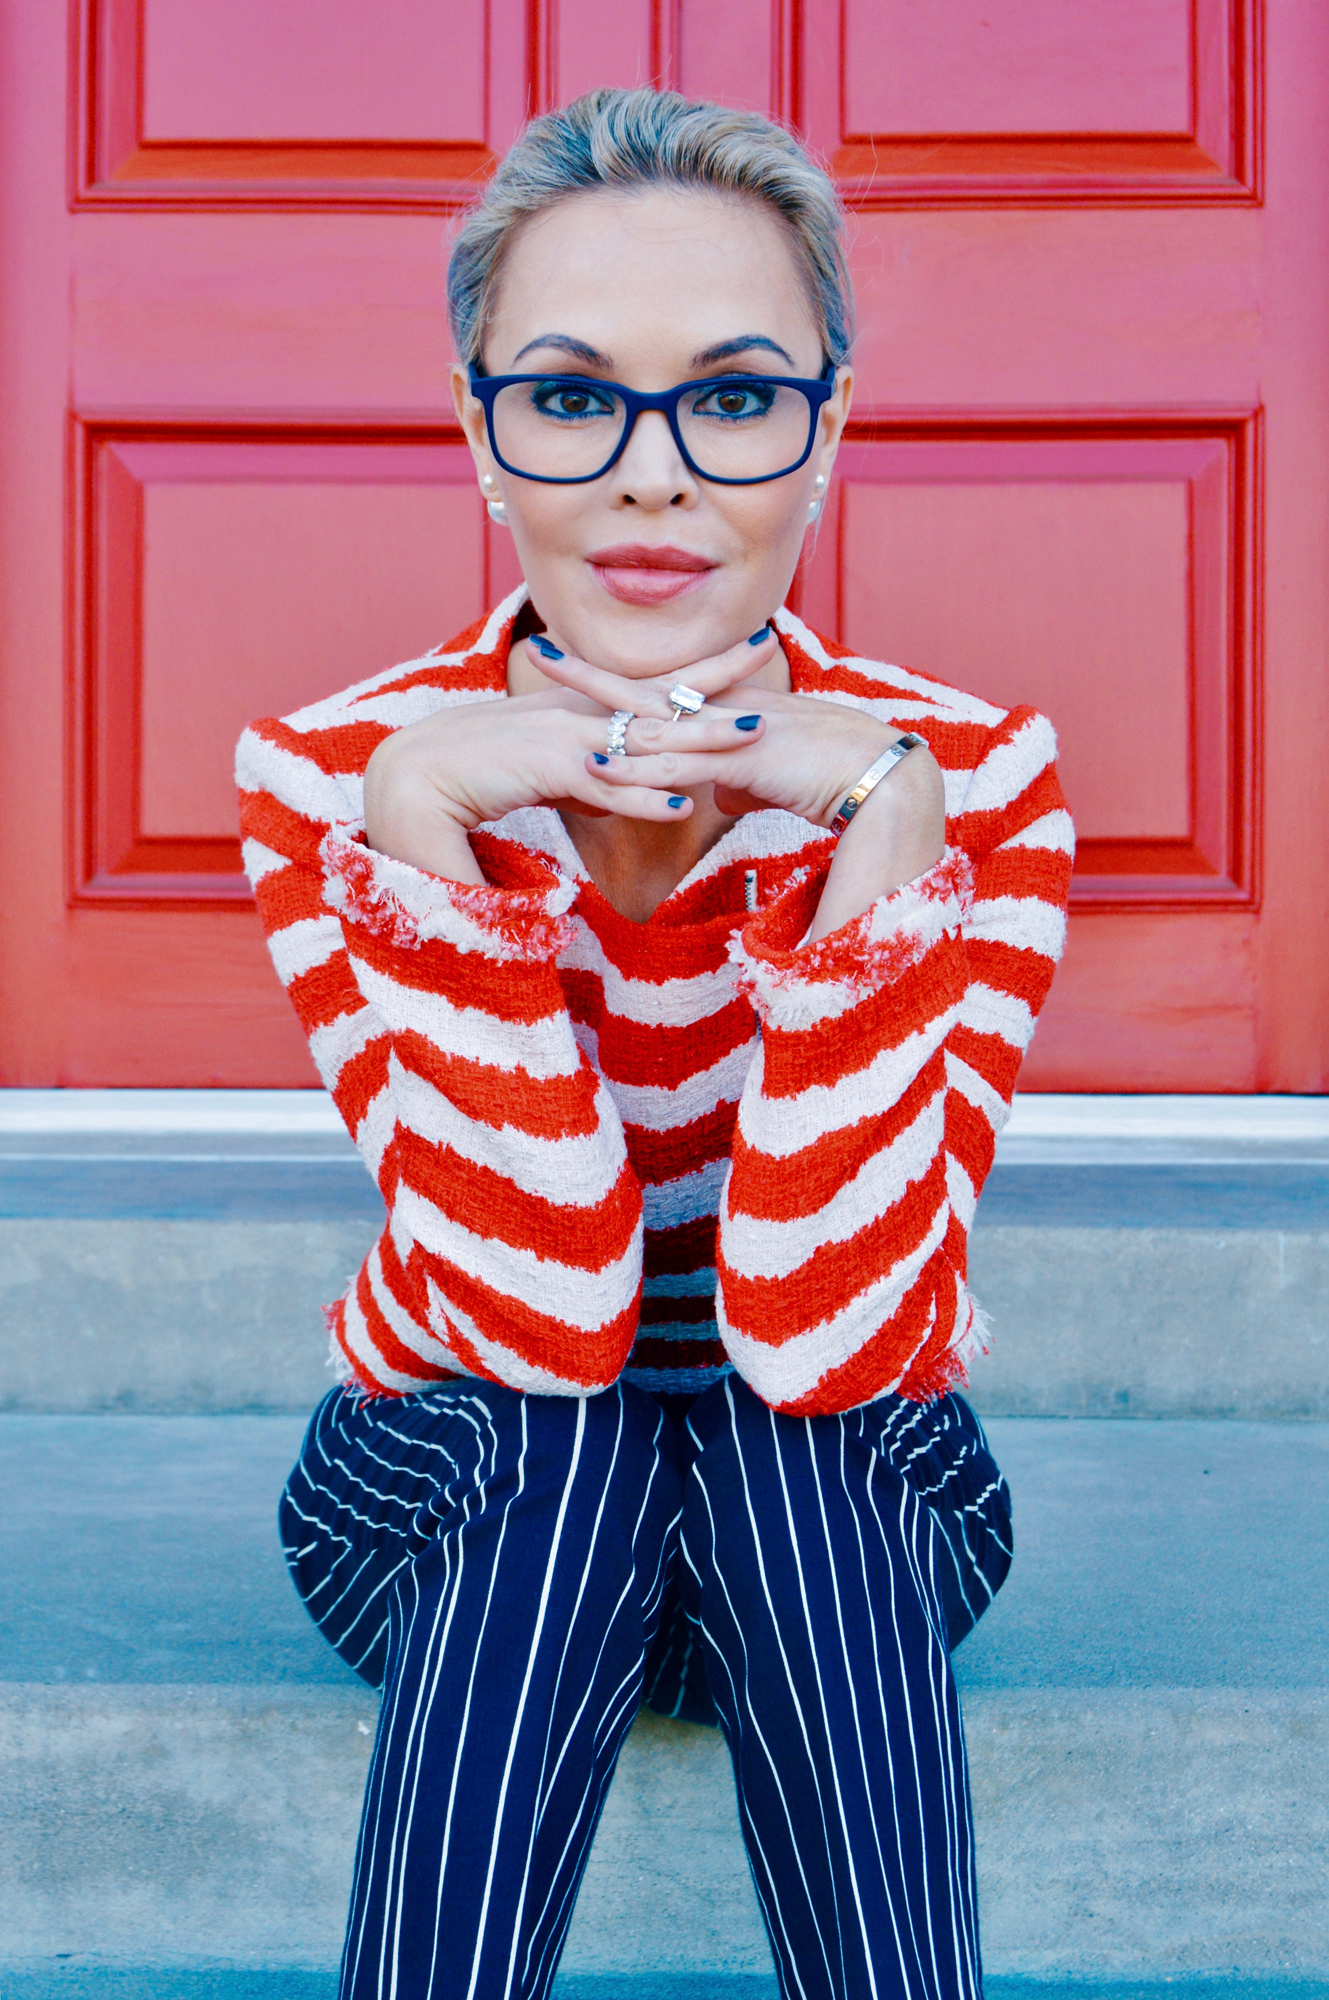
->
xmin=238 ymin=88 xmax=1072 ymax=2000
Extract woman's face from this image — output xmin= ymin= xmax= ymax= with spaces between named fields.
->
xmin=451 ymin=187 xmax=853 ymax=681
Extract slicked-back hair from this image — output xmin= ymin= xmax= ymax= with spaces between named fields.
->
xmin=448 ymin=87 xmax=853 ymax=372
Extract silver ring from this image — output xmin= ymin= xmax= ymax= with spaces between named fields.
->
xmin=607 ymin=710 xmax=634 ymax=757
xmin=667 ymin=683 xmax=706 ymax=727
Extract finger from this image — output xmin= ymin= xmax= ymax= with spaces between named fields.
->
xmin=543 ymin=795 xmax=612 ymax=818
xmin=651 ymin=627 xmax=778 ymax=700
xmin=586 ymin=748 xmax=760 ymax=792
xmin=569 ymin=773 xmax=695 ymax=820
xmin=513 ymin=684 xmax=609 ymax=718
xmin=624 ymin=710 xmax=766 ymax=754
xmin=528 ymin=627 xmax=778 ymax=719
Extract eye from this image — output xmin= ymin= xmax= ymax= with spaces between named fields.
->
xmin=530 ymin=379 xmax=616 ymax=421
xmin=692 ymin=380 xmax=778 ymax=421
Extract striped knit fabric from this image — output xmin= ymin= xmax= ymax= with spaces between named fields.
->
xmin=236 ymin=589 xmax=1072 ymax=1415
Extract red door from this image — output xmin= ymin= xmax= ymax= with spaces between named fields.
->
xmin=1 ymin=0 xmax=1325 ymax=1090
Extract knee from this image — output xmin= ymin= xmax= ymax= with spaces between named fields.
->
xmin=470 ymin=1381 xmax=683 ymax=1554
xmin=686 ymin=1372 xmax=810 ymax=1482
xmin=434 ymin=1377 xmax=670 ymax=1478
xmin=552 ymin=1381 xmax=682 ymax=1488
xmin=682 ymin=1375 xmax=803 ymax=1547
xmin=684 ymin=1376 xmax=913 ymax=1561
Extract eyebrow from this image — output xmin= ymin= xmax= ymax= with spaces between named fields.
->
xmin=506 ymin=332 xmax=800 ymax=371
xmin=691 ymin=335 xmax=798 ymax=368
xmin=510 ymin=334 xmax=609 ymax=367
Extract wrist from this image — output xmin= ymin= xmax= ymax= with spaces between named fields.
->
xmin=364 ymin=741 xmax=476 ymax=847
xmin=362 ymin=779 xmax=483 ymax=886
xmin=815 ymin=724 xmax=901 ymax=830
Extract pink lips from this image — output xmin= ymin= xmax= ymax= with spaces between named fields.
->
xmin=587 ymin=543 xmax=718 ymax=606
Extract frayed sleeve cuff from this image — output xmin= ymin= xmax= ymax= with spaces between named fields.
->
xmin=729 ymin=847 xmax=974 ymax=1030
xmin=320 ymin=821 xmax=578 ymax=963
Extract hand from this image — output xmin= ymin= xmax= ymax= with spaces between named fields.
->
xmin=539 ymin=640 xmax=947 ymax=937
xmin=537 ymin=645 xmax=940 ymax=837
xmin=362 ymin=628 xmax=778 ymax=880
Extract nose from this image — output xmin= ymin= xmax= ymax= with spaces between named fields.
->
xmin=609 ymin=408 xmax=698 ymax=509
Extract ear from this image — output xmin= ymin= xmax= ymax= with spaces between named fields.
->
xmin=814 ymin=363 xmax=854 ymax=484
xmin=451 ymin=362 xmax=494 ymax=478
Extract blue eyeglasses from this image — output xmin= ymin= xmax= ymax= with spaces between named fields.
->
xmin=468 ymin=361 xmax=837 ymax=486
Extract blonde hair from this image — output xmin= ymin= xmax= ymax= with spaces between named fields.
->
xmin=448 ymin=88 xmax=853 ymax=371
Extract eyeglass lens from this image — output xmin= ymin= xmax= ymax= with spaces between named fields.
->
xmin=490 ymin=378 xmax=816 ymax=481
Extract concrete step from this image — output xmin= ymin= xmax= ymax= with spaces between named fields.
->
xmin=2 ymin=1414 xmax=1326 ymax=1990
xmin=0 ymin=1982 xmax=1325 ymax=2000
xmin=1 ymin=1092 xmax=1326 ymax=1420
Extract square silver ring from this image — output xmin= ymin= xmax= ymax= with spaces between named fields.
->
xmin=667 ymin=684 xmax=705 ymax=722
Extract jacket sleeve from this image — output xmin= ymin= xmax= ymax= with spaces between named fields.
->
xmin=717 ymin=706 xmax=1072 ymax=1414
xmin=236 ymin=716 xmax=643 ymax=1398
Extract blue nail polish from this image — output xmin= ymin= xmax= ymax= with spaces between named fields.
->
xmin=592 ymin=752 xmax=608 ymax=765
xmin=735 ymin=714 xmax=761 ymax=731
xmin=748 ymin=626 xmax=771 ymax=645
xmin=668 ymin=795 xmax=687 ymax=809
xmin=531 ymin=634 xmax=564 ymax=660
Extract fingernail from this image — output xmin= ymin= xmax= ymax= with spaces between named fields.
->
xmin=735 ymin=714 xmax=761 ymax=731
xmin=531 ymin=635 xmax=564 ymax=660
xmin=668 ymin=795 xmax=687 ymax=809
xmin=592 ymin=752 xmax=608 ymax=765
xmin=748 ymin=626 xmax=771 ymax=645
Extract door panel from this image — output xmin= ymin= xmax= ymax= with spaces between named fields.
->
xmin=842 ymin=0 xmax=1194 ymax=137
xmin=1 ymin=0 xmax=1325 ymax=1089
xmin=842 ymin=478 xmax=1194 ymax=842
xmin=799 ymin=420 xmax=1257 ymax=905
xmin=809 ymin=0 xmax=1258 ymax=200
xmin=74 ymin=429 xmax=484 ymax=905
xmin=77 ymin=0 xmax=526 ymax=204
xmin=136 ymin=479 xmax=479 ymax=838
xmin=141 ymin=0 xmax=487 ymax=144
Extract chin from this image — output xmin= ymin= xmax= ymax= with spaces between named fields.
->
xmin=569 ymin=590 xmax=747 ymax=679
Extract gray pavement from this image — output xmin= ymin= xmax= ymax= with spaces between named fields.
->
xmin=0 ymin=1982 xmax=1325 ymax=2000
xmin=3 ymin=1416 xmax=1328 ymax=1988
xmin=3 ymin=1413 xmax=1325 ymax=1692
xmin=2 ymin=1156 xmax=1325 ymax=1227
xmin=3 ymin=1100 xmax=1327 ymax=1994
xmin=4 ymin=1150 xmax=1325 ymax=1419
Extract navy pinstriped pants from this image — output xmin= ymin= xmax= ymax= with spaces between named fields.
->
xmin=280 ymin=1375 xmax=1011 ymax=2000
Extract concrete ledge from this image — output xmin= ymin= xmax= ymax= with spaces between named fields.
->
xmin=966 ymin=1691 xmax=1329 ymax=1977
xmin=1 ymin=1090 xmax=1324 ymax=1418
xmin=0 ymin=1220 xmax=371 ymax=1414
xmin=9 ymin=1415 xmax=1325 ymax=1693
xmin=3 ymin=1089 xmax=1324 ymax=1153
xmin=0 ymin=1973 xmax=339 ymax=1999
xmin=2 ymin=1216 xmax=1325 ymax=1418
xmin=966 ymin=1225 xmax=1329 ymax=1419
xmin=0 ymin=1687 xmax=374 ymax=1964
xmin=0 ymin=1092 xmax=350 ymax=1139
xmin=0 ymin=1979 xmax=1326 ymax=2000
xmin=1 ymin=1980 xmax=1327 ymax=2000
xmin=4 ymin=1689 xmax=1327 ymax=1979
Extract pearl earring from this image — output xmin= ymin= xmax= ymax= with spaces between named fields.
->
xmin=480 ymin=474 xmax=508 ymax=526
xmin=808 ymin=473 xmax=828 ymax=524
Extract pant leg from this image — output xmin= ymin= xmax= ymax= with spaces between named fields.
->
xmin=282 ymin=1381 xmax=684 ymax=2000
xmin=280 ymin=1383 xmax=464 ymax=1687
xmin=861 ymin=1390 xmax=1012 ymax=1652
xmin=681 ymin=1376 xmax=1011 ymax=2000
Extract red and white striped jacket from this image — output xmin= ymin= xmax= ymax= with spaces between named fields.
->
xmin=236 ymin=590 xmax=1072 ymax=1414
